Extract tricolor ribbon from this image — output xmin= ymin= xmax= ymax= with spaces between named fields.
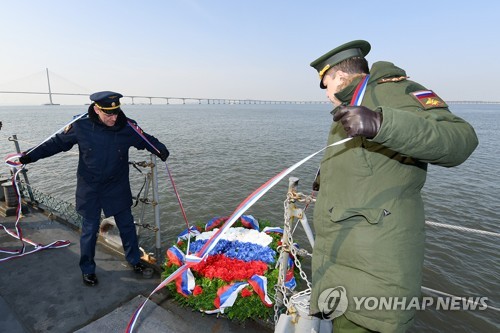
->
xmin=206 ymin=274 xmax=272 ymax=314
xmin=248 ymin=275 xmax=273 ymax=307
xmin=1 ymin=162 xmax=71 ymax=262
xmin=127 ymin=119 xmax=191 ymax=232
xmin=205 ymin=215 xmax=258 ymax=232
xmin=240 ymin=215 xmax=259 ymax=230
xmin=175 ymin=268 xmax=195 ymax=297
xmin=213 ymin=281 xmax=249 ymax=313
xmin=126 ymin=76 xmax=370 ymax=332
xmin=262 ymin=226 xmax=284 ymax=234
xmin=176 ymin=226 xmax=200 ymax=244
xmin=166 ymin=246 xmax=185 ymax=267
xmin=205 ymin=216 xmax=228 ymax=231
xmin=285 ymin=256 xmax=297 ymax=290
xmin=2 ymin=114 xmax=86 ymax=258
xmin=350 ymin=74 xmax=370 ymax=106
xmin=4 ymin=113 xmax=88 ymax=167
xmin=125 ymin=136 xmax=353 ymax=332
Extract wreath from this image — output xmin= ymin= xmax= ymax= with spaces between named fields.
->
xmin=162 ymin=215 xmax=297 ymax=322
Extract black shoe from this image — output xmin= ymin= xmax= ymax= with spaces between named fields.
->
xmin=132 ymin=262 xmax=155 ymax=278
xmin=132 ymin=262 xmax=147 ymax=273
xmin=82 ymin=273 xmax=98 ymax=286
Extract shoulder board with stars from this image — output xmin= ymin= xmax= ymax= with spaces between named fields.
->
xmin=410 ymin=90 xmax=448 ymax=110
xmin=63 ymin=124 xmax=72 ymax=133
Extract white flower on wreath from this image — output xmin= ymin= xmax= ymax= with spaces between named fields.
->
xmin=196 ymin=227 xmax=273 ymax=247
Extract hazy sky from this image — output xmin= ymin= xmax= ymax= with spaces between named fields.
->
xmin=1 ymin=0 xmax=499 ymax=105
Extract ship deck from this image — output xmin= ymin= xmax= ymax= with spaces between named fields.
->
xmin=0 ymin=204 xmax=272 ymax=333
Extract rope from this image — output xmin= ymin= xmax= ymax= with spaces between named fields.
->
xmin=425 ymin=220 xmax=499 ymax=237
xmin=423 ymin=221 xmax=499 ymax=313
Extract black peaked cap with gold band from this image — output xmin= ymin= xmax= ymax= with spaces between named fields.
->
xmin=310 ymin=40 xmax=371 ymax=89
xmin=90 ymin=91 xmax=123 ymax=111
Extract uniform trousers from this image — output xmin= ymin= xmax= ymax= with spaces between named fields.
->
xmin=79 ymin=207 xmax=140 ymax=274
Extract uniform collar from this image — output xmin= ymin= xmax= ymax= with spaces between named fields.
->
xmin=369 ymin=61 xmax=407 ymax=82
xmin=334 ymin=75 xmax=365 ymax=105
xmin=333 ymin=61 xmax=408 ymax=104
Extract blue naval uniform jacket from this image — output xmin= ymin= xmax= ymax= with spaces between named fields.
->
xmin=27 ymin=107 xmax=168 ymax=219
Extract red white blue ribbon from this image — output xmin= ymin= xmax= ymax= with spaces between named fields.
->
xmin=213 ymin=281 xmax=249 ymax=313
xmin=284 ymin=256 xmax=297 ymax=290
xmin=240 ymin=215 xmax=259 ymax=230
xmin=205 ymin=274 xmax=272 ymax=314
xmin=175 ymin=268 xmax=195 ymax=297
xmin=4 ymin=113 xmax=88 ymax=168
xmin=2 ymin=112 xmax=84 ymax=261
xmin=176 ymin=226 xmax=200 ymax=244
xmin=350 ymin=75 xmax=370 ymax=106
xmin=262 ymin=226 xmax=284 ymax=234
xmin=1 ymin=163 xmax=70 ymax=262
xmin=248 ymin=275 xmax=273 ymax=307
xmin=125 ymin=136 xmax=353 ymax=331
xmin=126 ymin=77 xmax=370 ymax=332
xmin=205 ymin=215 xmax=259 ymax=231
xmin=127 ymin=120 xmax=192 ymax=231
xmin=205 ymin=216 xmax=228 ymax=231
xmin=166 ymin=245 xmax=185 ymax=266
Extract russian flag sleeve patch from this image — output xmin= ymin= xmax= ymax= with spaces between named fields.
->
xmin=410 ymin=90 xmax=448 ymax=110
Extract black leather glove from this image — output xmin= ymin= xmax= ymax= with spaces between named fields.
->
xmin=158 ymin=148 xmax=169 ymax=162
xmin=312 ymin=169 xmax=320 ymax=191
xmin=19 ymin=153 xmax=32 ymax=165
xmin=333 ymin=105 xmax=382 ymax=139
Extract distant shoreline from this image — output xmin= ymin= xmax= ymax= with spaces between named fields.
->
xmin=1 ymin=101 xmax=499 ymax=107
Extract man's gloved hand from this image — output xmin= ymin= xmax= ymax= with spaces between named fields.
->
xmin=19 ymin=153 xmax=32 ymax=165
xmin=312 ymin=169 xmax=320 ymax=191
xmin=312 ymin=179 xmax=320 ymax=192
xmin=333 ymin=105 xmax=382 ymax=139
xmin=159 ymin=148 xmax=169 ymax=162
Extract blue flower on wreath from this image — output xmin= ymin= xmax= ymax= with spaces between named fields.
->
xmin=189 ymin=239 xmax=276 ymax=264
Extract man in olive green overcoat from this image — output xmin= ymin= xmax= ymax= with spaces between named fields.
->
xmin=309 ymin=40 xmax=478 ymax=332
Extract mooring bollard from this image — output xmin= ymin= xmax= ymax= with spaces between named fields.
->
xmin=2 ymin=182 xmax=17 ymax=207
xmin=0 ymin=177 xmax=10 ymax=201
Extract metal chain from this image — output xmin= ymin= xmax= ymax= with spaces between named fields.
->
xmin=274 ymin=199 xmax=293 ymax=325
xmin=286 ymin=195 xmax=312 ymax=290
xmin=273 ymin=190 xmax=314 ymax=326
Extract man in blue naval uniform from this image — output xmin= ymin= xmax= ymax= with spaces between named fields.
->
xmin=20 ymin=91 xmax=169 ymax=286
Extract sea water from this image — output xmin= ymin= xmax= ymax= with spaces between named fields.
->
xmin=0 ymin=103 xmax=498 ymax=332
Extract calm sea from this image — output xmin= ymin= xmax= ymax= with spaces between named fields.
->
xmin=0 ymin=103 xmax=498 ymax=332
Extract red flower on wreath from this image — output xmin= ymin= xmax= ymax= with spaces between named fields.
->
xmin=193 ymin=285 xmax=203 ymax=296
xmin=241 ymin=288 xmax=253 ymax=297
xmin=192 ymin=254 xmax=268 ymax=282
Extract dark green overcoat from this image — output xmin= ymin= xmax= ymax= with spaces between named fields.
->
xmin=310 ymin=61 xmax=478 ymax=332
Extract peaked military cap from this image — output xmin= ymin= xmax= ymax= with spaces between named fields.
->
xmin=90 ymin=91 xmax=123 ymax=111
xmin=310 ymin=40 xmax=371 ymax=89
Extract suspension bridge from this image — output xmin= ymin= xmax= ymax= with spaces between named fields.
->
xmin=0 ymin=69 xmax=329 ymax=106
xmin=1 ymin=69 xmax=499 ymax=106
